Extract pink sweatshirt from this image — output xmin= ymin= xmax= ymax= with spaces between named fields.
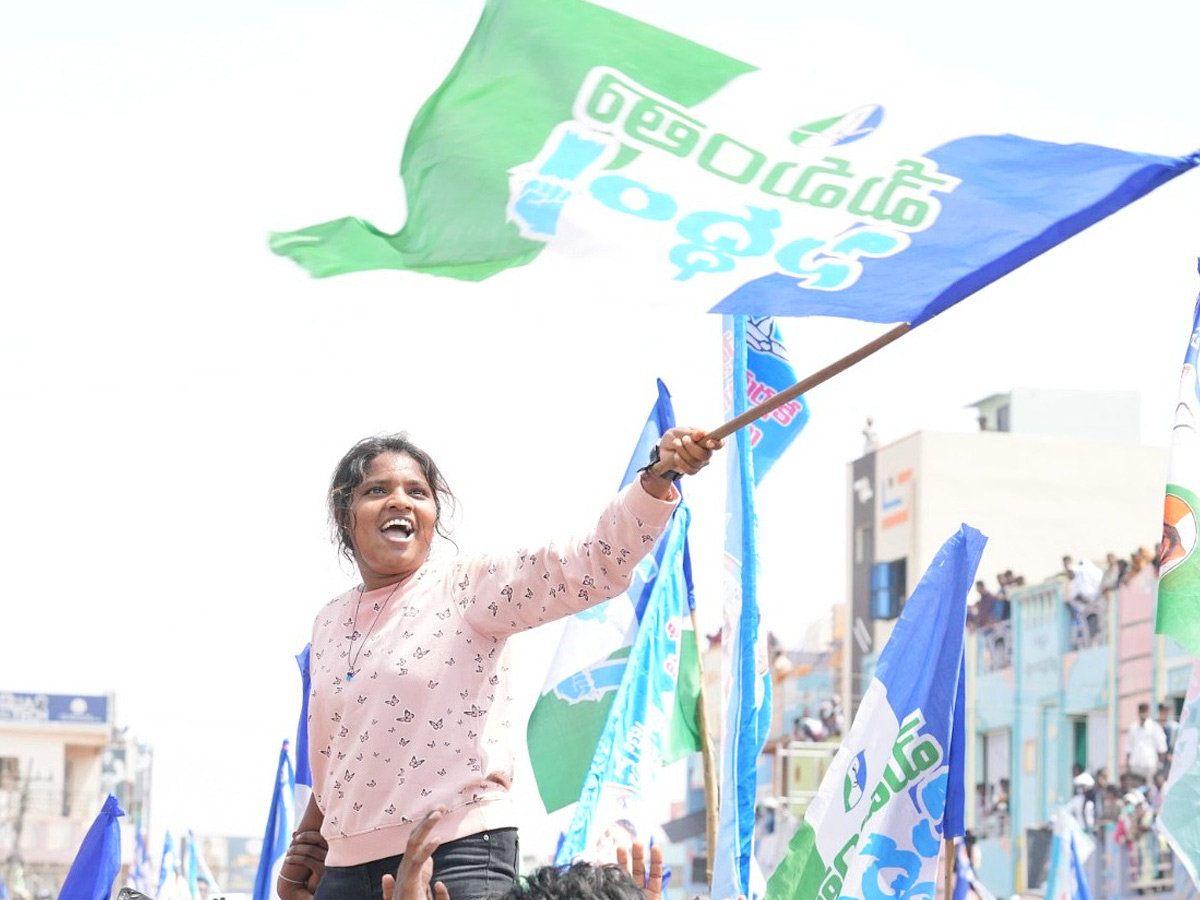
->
xmin=308 ymin=481 xmax=677 ymax=866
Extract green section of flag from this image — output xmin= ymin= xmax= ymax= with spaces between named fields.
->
xmin=664 ymin=625 xmax=702 ymax=763
xmin=1157 ymin=483 xmax=1200 ymax=656
xmin=527 ymin=646 xmax=630 ymax=812
xmin=269 ymin=0 xmax=753 ymax=279
xmin=764 ymin=820 xmax=825 ymax=900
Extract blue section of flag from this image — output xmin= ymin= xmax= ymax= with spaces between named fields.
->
xmin=712 ymin=138 xmax=1198 ymax=325
xmin=713 ymin=315 xmax=770 ymax=900
xmin=295 ymin=645 xmax=313 ymax=792
xmin=739 ymin=317 xmax=809 ymax=483
xmin=625 ymin=379 xmax=680 ymax=620
xmin=874 ymin=525 xmax=983 ymax=829
xmin=555 ymin=503 xmax=692 ymax=863
xmin=253 ymin=740 xmax=296 ymax=900
xmin=59 ymin=794 xmax=124 ymax=900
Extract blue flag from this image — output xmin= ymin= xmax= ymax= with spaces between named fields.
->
xmin=529 ymin=381 xmax=702 ymax=817
xmin=295 ymin=644 xmax=314 ymax=820
xmin=722 ymin=316 xmax=809 ymax=485
xmin=253 ymin=740 xmax=296 ymax=900
xmin=764 ymin=525 xmax=985 ymax=900
xmin=555 ymin=502 xmax=694 ymax=862
xmin=59 ymin=794 xmax=124 ymax=900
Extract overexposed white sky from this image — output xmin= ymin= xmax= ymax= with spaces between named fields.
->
xmin=2 ymin=0 xmax=1198 ymax=853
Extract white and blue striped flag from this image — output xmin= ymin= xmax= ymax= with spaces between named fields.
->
xmin=712 ymin=315 xmax=808 ymax=900
xmin=1045 ymin=809 xmax=1094 ymax=900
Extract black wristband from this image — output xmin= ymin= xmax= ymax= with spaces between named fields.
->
xmin=639 ymin=443 xmax=682 ymax=482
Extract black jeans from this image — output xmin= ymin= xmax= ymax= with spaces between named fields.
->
xmin=315 ymin=828 xmax=520 ymax=900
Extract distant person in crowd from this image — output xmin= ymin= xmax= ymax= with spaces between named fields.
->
xmin=1126 ymin=702 xmax=1168 ymax=786
xmin=278 ymin=429 xmax=720 ymax=900
xmin=1100 ymin=784 xmax=1124 ymax=823
xmin=1067 ymin=772 xmax=1096 ymax=833
xmin=1129 ymin=546 xmax=1156 ymax=580
xmin=1159 ymin=702 xmax=1180 ymax=766
xmin=862 ymin=417 xmax=878 ymax=454
xmin=991 ymin=778 xmax=1010 ymax=821
xmin=1102 ymin=552 xmax=1127 ymax=597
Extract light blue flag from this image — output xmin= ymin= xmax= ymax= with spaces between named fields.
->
xmin=712 ymin=314 xmax=771 ymax=900
xmin=253 ymin=740 xmax=297 ymax=900
xmin=156 ymin=831 xmax=176 ymax=899
xmin=295 ymin=645 xmax=314 ymax=820
xmin=59 ymin=794 xmax=124 ymax=900
xmin=528 ymin=380 xmax=697 ymax=814
xmin=186 ymin=831 xmax=199 ymax=900
xmin=555 ymin=502 xmax=693 ymax=862
xmin=764 ymin=525 xmax=985 ymax=900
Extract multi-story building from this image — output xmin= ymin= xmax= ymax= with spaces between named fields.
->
xmin=0 ymin=690 xmax=151 ymax=896
xmin=844 ymin=388 xmax=1164 ymax=718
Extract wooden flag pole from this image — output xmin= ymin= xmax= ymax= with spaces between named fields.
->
xmin=704 ymin=322 xmax=911 ymax=444
xmin=944 ymin=837 xmax=954 ymax=899
xmin=689 ymin=607 xmax=720 ymax=890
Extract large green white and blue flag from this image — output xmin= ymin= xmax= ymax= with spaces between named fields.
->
xmin=527 ymin=380 xmax=700 ymax=817
xmin=764 ymin=525 xmax=984 ymax=900
xmin=252 ymin=740 xmax=296 ymax=900
xmin=59 ymin=794 xmax=123 ymax=900
xmin=271 ymin=0 xmax=1197 ymax=325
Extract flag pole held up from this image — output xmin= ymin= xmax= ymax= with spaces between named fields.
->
xmin=700 ymin=322 xmax=910 ymax=447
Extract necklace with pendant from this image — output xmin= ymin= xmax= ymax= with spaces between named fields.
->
xmin=344 ymin=580 xmax=403 ymax=681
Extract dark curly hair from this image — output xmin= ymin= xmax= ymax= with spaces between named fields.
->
xmin=496 ymin=862 xmax=645 ymax=900
xmin=327 ymin=433 xmax=456 ymax=564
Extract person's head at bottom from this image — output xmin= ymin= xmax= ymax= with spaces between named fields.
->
xmin=498 ymin=863 xmax=646 ymax=900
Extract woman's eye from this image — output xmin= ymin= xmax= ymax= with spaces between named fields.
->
xmin=409 ymin=488 xmax=428 ymax=497
xmin=367 ymin=486 xmax=386 ymax=495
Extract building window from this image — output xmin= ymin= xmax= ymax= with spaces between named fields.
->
xmin=996 ymin=404 xmax=1011 ymax=432
xmin=869 ymin=558 xmax=906 ymax=619
xmin=855 ymin=525 xmax=874 ymax=565
xmin=0 ymin=756 xmax=19 ymax=791
xmin=980 ymin=728 xmax=1011 ymax=837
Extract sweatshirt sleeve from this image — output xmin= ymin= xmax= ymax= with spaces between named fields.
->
xmin=451 ymin=481 xmax=678 ymax=637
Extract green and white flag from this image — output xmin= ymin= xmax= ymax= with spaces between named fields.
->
xmin=1156 ymin=264 xmax=1200 ymax=656
xmin=1156 ymin=265 xmax=1200 ymax=891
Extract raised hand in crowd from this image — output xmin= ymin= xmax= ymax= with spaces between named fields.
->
xmin=381 ymin=807 xmax=451 ymax=900
xmin=616 ymin=842 xmax=664 ymax=900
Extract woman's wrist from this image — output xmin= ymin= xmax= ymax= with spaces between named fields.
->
xmin=638 ymin=468 xmax=678 ymax=501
